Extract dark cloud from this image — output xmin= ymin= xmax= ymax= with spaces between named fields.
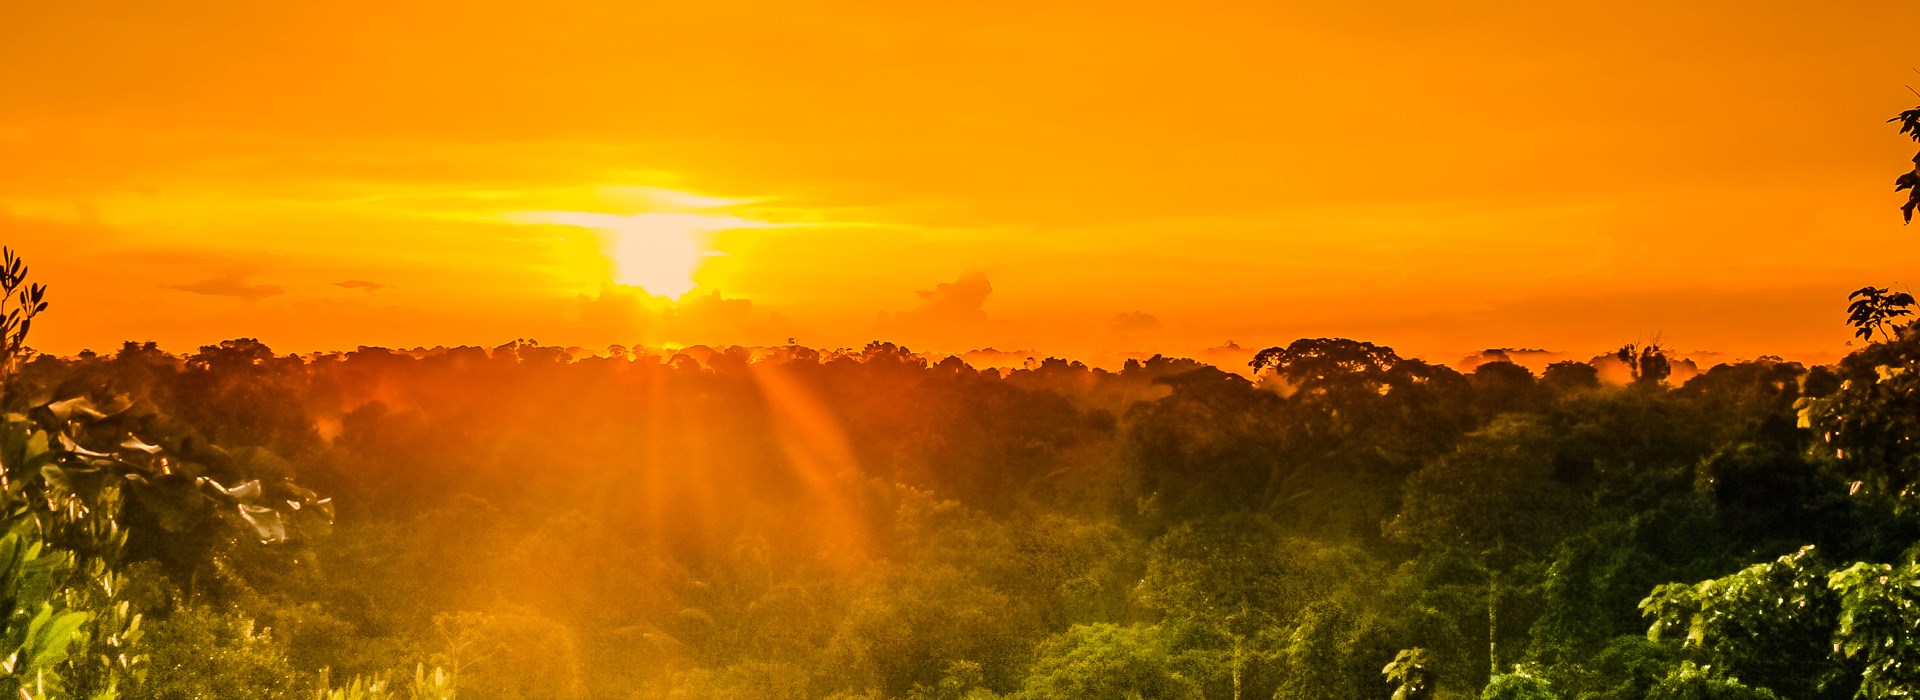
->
xmin=163 ymin=272 xmax=285 ymax=302
xmin=336 ymin=280 xmax=387 ymax=291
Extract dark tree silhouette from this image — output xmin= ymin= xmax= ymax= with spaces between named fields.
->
xmin=1843 ymin=102 xmax=1920 ymax=342
xmin=1891 ymin=105 xmax=1920 ymax=223
xmin=1846 ymin=286 xmax=1915 ymax=341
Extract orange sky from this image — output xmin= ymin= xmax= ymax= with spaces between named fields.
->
xmin=4 ymin=1 xmax=1919 ymax=366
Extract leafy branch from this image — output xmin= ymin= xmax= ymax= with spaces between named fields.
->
xmin=1893 ymin=105 xmax=1920 ymax=223
xmin=0 ymin=247 xmax=48 ymax=380
xmin=1846 ymin=286 xmax=1914 ymax=342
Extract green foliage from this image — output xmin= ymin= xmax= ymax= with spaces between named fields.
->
xmin=0 ymin=250 xmax=339 ymax=700
xmin=668 ymin=661 xmax=814 ymax=700
xmin=1015 ymin=624 xmax=1201 ymax=700
xmin=1481 ymin=665 xmax=1559 ymax=700
xmin=1135 ymin=514 xmax=1294 ymax=637
xmin=314 ymin=674 xmax=391 ymax=700
xmin=423 ymin=608 xmax=582 ymax=700
xmin=1134 ymin=514 xmax=1324 ymax=698
xmin=1646 ymin=663 xmax=1783 ymax=700
xmin=139 ymin=606 xmax=303 ymax=700
xmin=1388 ymin=415 xmax=1582 ymax=563
xmin=1797 ymin=329 xmax=1920 ymax=520
xmin=1639 ymin=546 xmax=1839 ymax=697
xmin=312 ymin=664 xmax=455 ymax=700
xmin=1639 ymin=544 xmax=1920 ymax=699
xmin=408 ymin=664 xmax=456 ymax=700
xmin=0 ymin=390 xmax=333 ymax=698
xmin=1273 ymin=600 xmax=1393 ymax=700
xmin=1828 ymin=559 xmax=1920 ymax=697
xmin=0 ymin=583 xmax=91 ymax=699
xmin=1561 ymin=635 xmax=1681 ymax=700
xmin=907 ymin=660 xmax=1001 ymax=700
xmin=1384 ymin=648 xmax=1435 ymax=700
xmin=1528 ymin=525 xmax=1663 ymax=665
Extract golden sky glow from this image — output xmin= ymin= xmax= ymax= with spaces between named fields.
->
xmin=5 ymin=1 xmax=1920 ymax=365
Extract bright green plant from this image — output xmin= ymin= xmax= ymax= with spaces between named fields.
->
xmin=1481 ymin=665 xmax=1559 ymax=700
xmin=0 ymin=520 xmax=89 ymax=699
xmin=1015 ymin=623 xmax=1201 ymax=700
xmin=1639 ymin=546 xmax=1838 ymax=698
xmin=408 ymin=664 xmax=456 ymax=700
xmin=1646 ymin=663 xmax=1782 ymax=700
xmin=315 ymin=675 xmax=392 ymax=700
xmin=313 ymin=664 xmax=456 ymax=700
xmin=1828 ymin=559 xmax=1920 ymax=697
xmin=1385 ymin=648 xmax=1435 ymax=700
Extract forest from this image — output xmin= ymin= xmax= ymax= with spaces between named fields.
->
xmin=2 ymin=68 xmax=1919 ymax=700
xmin=7 ymin=300 xmax=1920 ymax=699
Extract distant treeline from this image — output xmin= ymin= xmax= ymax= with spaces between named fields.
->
xmin=10 ymin=333 xmax=1920 ymax=699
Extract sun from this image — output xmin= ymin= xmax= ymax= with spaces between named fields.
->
xmin=603 ymin=215 xmax=708 ymax=298
xmin=517 ymin=210 xmax=763 ymax=299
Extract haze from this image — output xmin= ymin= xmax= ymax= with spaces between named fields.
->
xmin=4 ymin=1 xmax=1918 ymax=363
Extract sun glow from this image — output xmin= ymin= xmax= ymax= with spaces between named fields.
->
xmin=517 ymin=210 xmax=768 ymax=299
xmin=604 ymin=216 xmax=705 ymax=297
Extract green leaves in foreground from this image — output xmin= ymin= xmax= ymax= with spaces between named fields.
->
xmin=1829 ymin=559 xmax=1920 ymax=697
xmin=313 ymin=664 xmax=458 ymax=700
xmin=0 ymin=522 xmax=91 ymax=699
xmin=1641 ymin=544 xmax=1920 ymax=698
xmin=1384 ymin=647 xmax=1434 ymax=700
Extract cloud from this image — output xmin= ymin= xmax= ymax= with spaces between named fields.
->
xmin=951 ymin=347 xmax=1042 ymax=371
xmin=871 ymin=271 xmax=1007 ymax=352
xmin=163 ymin=271 xmax=285 ymax=302
xmin=1110 ymin=311 xmax=1159 ymax=334
xmin=1455 ymin=348 xmax=1569 ymax=373
xmin=1191 ymin=341 xmax=1257 ymax=375
xmin=336 ymin=280 xmax=387 ymax=291
xmin=891 ymin=271 xmax=993 ymax=324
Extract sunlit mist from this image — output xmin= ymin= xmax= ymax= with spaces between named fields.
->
xmin=515 ymin=210 xmax=771 ymax=299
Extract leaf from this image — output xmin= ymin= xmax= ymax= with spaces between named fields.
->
xmin=220 ymin=479 xmax=263 ymax=501
xmin=25 ymin=609 xmax=89 ymax=671
xmin=236 ymin=504 xmax=287 ymax=543
xmin=40 ymin=397 xmax=104 ymax=423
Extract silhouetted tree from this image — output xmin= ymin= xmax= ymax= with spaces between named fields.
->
xmin=1846 ymin=286 xmax=1914 ymax=342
